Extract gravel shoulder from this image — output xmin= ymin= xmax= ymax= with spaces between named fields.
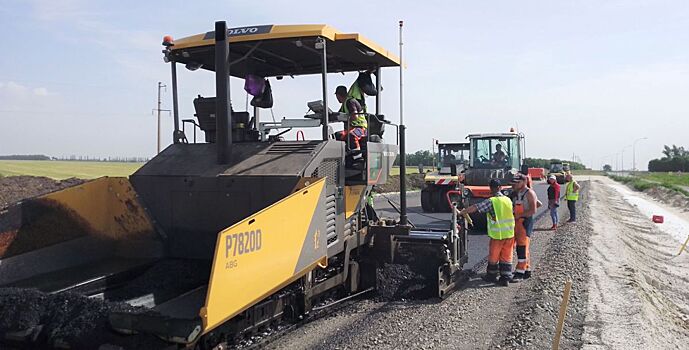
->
xmin=581 ymin=177 xmax=689 ymax=349
xmin=269 ymin=183 xmax=593 ymax=350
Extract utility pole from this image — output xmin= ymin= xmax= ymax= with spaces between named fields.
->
xmin=432 ymin=138 xmax=436 ymax=167
xmin=632 ymin=137 xmax=648 ymax=171
xmin=153 ymin=82 xmax=171 ymax=154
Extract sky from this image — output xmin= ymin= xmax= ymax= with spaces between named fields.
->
xmin=1 ymin=0 xmax=688 ymax=170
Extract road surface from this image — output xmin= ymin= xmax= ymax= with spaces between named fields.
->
xmin=373 ymin=180 xmax=553 ymax=269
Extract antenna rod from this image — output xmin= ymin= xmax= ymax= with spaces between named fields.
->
xmin=398 ymin=20 xmax=408 ymax=226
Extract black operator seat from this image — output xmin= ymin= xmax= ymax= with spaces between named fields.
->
xmin=193 ymin=95 xmax=251 ymax=143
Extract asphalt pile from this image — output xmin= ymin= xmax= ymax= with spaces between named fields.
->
xmin=0 ymin=258 xmax=210 ymax=349
xmin=375 ymin=262 xmax=436 ymax=300
xmin=0 ymin=288 xmax=167 ymax=349
xmin=105 ymin=258 xmax=211 ymax=303
xmin=0 ymin=176 xmax=83 ymax=209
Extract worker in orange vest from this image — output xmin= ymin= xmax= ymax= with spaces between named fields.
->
xmin=510 ymin=173 xmax=539 ymax=281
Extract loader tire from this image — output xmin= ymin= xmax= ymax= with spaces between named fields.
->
xmin=421 ymin=187 xmax=435 ymax=212
xmin=434 ymin=188 xmax=451 ymax=213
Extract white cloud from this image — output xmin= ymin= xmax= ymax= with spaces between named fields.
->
xmin=28 ymin=0 xmax=97 ymax=22
xmin=32 ymin=87 xmax=49 ymax=96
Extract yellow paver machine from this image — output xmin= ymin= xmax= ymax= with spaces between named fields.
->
xmin=0 ymin=22 xmax=468 ymax=348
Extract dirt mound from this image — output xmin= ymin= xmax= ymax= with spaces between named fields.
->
xmin=374 ymin=173 xmax=425 ymax=194
xmin=0 ymin=288 xmax=167 ymax=349
xmin=644 ymin=186 xmax=689 ymax=211
xmin=0 ymin=176 xmax=84 ymax=209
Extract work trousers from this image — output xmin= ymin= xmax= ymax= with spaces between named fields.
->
xmin=487 ymin=237 xmax=514 ymax=280
xmin=514 ymin=218 xmax=530 ymax=274
xmin=335 ymin=127 xmax=367 ymax=150
xmin=567 ymin=200 xmax=577 ymax=221
xmin=550 ymin=206 xmax=559 ymax=226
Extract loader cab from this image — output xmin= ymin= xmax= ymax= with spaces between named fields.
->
xmin=550 ymin=162 xmax=564 ymax=173
xmin=468 ymin=133 xmax=523 ymax=171
xmin=436 ymin=142 xmax=470 ymax=175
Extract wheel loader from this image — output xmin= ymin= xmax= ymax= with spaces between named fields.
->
xmin=0 ymin=22 xmax=468 ymax=349
xmin=421 ymin=142 xmax=469 ymax=213
xmin=461 ymin=131 xmax=531 ymax=228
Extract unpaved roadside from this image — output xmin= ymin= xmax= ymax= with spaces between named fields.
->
xmin=582 ymin=177 xmax=689 ymax=349
xmin=268 ymin=184 xmax=592 ymax=350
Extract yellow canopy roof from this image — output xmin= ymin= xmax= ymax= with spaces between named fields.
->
xmin=166 ymin=24 xmax=400 ymax=78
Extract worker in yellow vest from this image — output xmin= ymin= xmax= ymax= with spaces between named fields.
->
xmin=564 ymin=174 xmax=580 ymax=223
xmin=334 ymin=84 xmax=367 ymax=151
xmin=457 ymin=179 xmax=515 ymax=286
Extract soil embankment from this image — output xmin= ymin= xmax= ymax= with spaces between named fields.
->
xmin=374 ymin=173 xmax=425 ymax=193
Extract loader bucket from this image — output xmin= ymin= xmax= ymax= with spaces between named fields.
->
xmin=0 ymin=177 xmax=162 ymax=289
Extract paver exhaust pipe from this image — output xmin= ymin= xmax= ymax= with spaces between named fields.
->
xmin=215 ymin=20 xmax=232 ymax=164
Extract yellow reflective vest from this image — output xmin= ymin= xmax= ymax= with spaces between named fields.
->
xmin=339 ymin=82 xmax=367 ymax=129
xmin=487 ymin=196 xmax=515 ymax=240
xmin=565 ymin=180 xmax=579 ymax=201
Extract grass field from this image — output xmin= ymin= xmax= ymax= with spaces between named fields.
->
xmin=572 ymin=169 xmax=606 ymax=176
xmin=609 ymin=172 xmax=689 ymax=196
xmin=637 ymin=172 xmax=689 ymax=187
xmin=0 ymin=160 xmax=143 ymax=179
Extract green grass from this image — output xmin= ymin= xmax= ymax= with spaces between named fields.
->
xmin=0 ymin=160 xmax=143 ymax=179
xmin=637 ymin=172 xmax=689 ymax=187
xmin=608 ymin=173 xmax=689 ymax=196
xmin=572 ymin=169 xmax=606 ymax=176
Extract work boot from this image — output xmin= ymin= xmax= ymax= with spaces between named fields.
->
xmin=498 ymin=277 xmax=511 ymax=287
xmin=550 ymin=224 xmax=557 ymax=230
xmin=482 ymin=274 xmax=498 ymax=283
xmin=510 ymin=272 xmax=524 ymax=283
xmin=523 ymin=271 xmax=532 ymax=279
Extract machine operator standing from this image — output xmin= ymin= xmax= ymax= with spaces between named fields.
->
xmin=457 ymin=179 xmax=515 ymax=286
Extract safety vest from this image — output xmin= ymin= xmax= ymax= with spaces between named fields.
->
xmin=565 ymin=180 xmax=579 ymax=201
xmin=339 ymin=97 xmax=368 ymax=129
xmin=339 ymin=82 xmax=368 ymax=129
xmin=487 ymin=196 xmax=515 ymax=240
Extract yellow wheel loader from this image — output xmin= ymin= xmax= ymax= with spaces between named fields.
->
xmin=0 ymin=22 xmax=469 ymax=349
xmin=421 ymin=142 xmax=469 ymax=212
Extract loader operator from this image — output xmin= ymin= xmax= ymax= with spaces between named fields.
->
xmin=457 ymin=179 xmax=515 ymax=286
xmin=493 ymin=144 xmax=507 ymax=165
xmin=510 ymin=173 xmax=537 ymax=281
xmin=334 ymin=85 xmax=367 ymax=153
